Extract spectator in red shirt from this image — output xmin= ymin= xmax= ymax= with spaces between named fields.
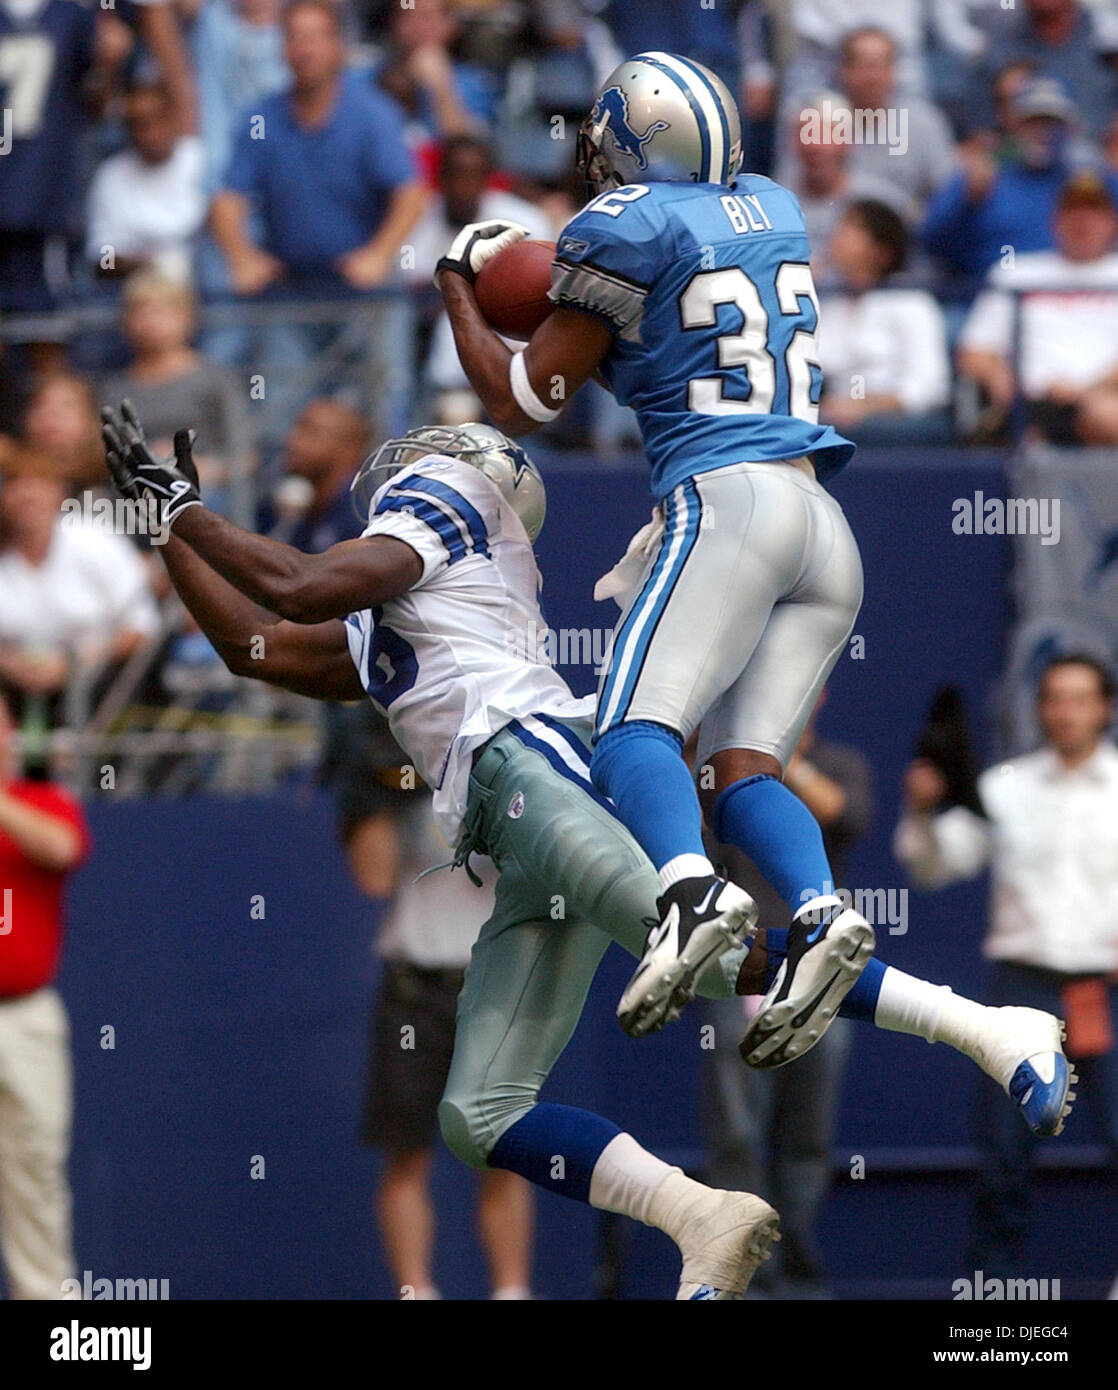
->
xmin=0 ymin=689 xmax=90 ymax=1299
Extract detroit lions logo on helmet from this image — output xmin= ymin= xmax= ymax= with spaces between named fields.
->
xmin=592 ymin=87 xmax=669 ymax=171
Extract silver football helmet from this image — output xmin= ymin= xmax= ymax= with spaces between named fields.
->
xmin=351 ymin=422 xmax=547 ymax=541
xmin=577 ymin=52 xmax=743 ymax=195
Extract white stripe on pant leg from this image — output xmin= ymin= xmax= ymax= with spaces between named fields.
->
xmin=599 ymin=486 xmax=693 ymax=731
xmin=519 ymin=715 xmax=595 ymax=785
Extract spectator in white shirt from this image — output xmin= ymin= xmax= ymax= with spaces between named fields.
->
xmin=0 ymin=462 xmax=160 ymax=733
xmin=85 ymin=83 xmax=206 ymax=283
xmin=894 ymin=654 xmax=1118 ymax=1275
xmin=957 ymin=170 xmax=1118 ymax=444
xmin=818 ymin=200 xmax=953 ymax=444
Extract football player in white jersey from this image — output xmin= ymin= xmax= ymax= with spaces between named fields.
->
xmin=99 ymin=405 xmax=1076 ymax=1299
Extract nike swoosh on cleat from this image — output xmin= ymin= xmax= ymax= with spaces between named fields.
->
xmin=694 ymin=883 xmax=720 ymax=916
xmin=790 ymin=972 xmax=841 ymax=1028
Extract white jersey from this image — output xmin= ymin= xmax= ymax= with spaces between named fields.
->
xmin=344 ymin=454 xmax=591 ymax=841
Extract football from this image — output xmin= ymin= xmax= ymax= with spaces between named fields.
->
xmin=474 ymin=238 xmax=557 ymax=341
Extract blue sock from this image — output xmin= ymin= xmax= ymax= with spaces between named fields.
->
xmin=762 ymin=927 xmax=788 ymax=990
xmin=761 ymin=926 xmax=887 ymax=1021
xmin=838 ymin=957 xmax=886 ymax=1021
xmin=488 ymin=1103 xmax=620 ymax=1203
xmin=590 ymin=722 xmax=707 ymax=872
xmin=713 ymin=775 xmax=835 ymax=912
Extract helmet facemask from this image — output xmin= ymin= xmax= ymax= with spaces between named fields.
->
xmin=350 ymin=426 xmax=459 ymax=521
xmin=576 ymin=118 xmax=622 ymax=200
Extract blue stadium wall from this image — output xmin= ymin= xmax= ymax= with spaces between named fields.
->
xmin=53 ymin=450 xmax=1116 ymax=1300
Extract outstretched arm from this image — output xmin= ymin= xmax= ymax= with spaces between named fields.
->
xmin=171 ymin=506 xmax=423 ymax=623
xmin=160 ymin=533 xmax=365 ymax=701
xmin=101 ymin=403 xmax=423 ymax=623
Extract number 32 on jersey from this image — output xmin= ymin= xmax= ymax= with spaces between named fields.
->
xmin=679 ymin=262 xmax=822 ymax=422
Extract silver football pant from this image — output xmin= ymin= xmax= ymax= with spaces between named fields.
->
xmin=438 ymin=718 xmax=746 ymax=1169
xmin=596 ymin=460 xmax=864 ymax=767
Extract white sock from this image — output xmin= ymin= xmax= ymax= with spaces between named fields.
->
xmin=873 ymin=966 xmax=987 ymax=1050
xmin=927 ymin=988 xmax=993 ymax=1057
xmin=645 ymin=1169 xmax=718 ymax=1245
xmin=658 ymin=853 xmax=716 ymax=893
xmin=491 ymin=1285 xmax=532 ymax=1300
xmin=588 ymin=1132 xmax=677 ymax=1224
xmin=791 ymin=893 xmax=844 ymax=923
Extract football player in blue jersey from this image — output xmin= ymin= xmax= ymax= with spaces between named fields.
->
xmin=437 ymin=52 xmax=873 ymax=1062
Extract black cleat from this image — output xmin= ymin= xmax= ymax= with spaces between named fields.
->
xmin=618 ymin=875 xmax=758 ymax=1038
xmin=739 ymin=902 xmax=875 ymax=1068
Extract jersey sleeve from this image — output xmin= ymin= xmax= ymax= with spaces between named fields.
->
xmin=363 ymin=457 xmax=498 ymax=586
xmin=549 ymin=193 xmax=664 ymax=342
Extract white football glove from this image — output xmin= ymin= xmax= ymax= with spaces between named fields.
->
xmin=435 ymin=219 xmax=530 ymax=287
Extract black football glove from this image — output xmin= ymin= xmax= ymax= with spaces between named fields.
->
xmin=101 ymin=400 xmax=202 ymax=528
xmin=435 ymin=218 xmax=530 ymax=287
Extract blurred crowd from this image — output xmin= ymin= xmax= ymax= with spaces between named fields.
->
xmin=1 ymin=0 xmax=1118 ymax=778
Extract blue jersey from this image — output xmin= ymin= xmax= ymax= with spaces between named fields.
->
xmin=0 ymin=0 xmax=96 ymax=233
xmin=550 ymin=177 xmax=854 ymax=498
